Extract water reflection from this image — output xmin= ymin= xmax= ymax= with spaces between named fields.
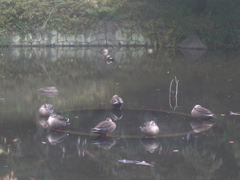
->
xmin=110 ymin=109 xmax=123 ymax=121
xmin=140 ymin=138 xmax=160 ymax=153
xmin=92 ymin=136 xmax=116 ymax=150
xmin=1 ymin=47 xmax=240 ymax=179
xmin=190 ymin=119 xmax=215 ymax=133
xmin=179 ymin=48 xmax=207 ymax=60
xmin=46 ymin=131 xmax=69 ymax=145
xmin=182 ymin=147 xmax=223 ymax=179
xmin=38 ymin=86 xmax=58 ymax=98
xmin=35 ymin=116 xmax=49 ymax=129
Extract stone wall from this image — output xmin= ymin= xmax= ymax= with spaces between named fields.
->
xmin=10 ymin=21 xmax=152 ymax=47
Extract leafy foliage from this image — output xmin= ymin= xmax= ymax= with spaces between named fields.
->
xmin=1 ymin=0 xmax=240 ymax=47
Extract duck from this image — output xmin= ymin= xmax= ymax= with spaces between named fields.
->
xmin=140 ymin=121 xmax=159 ymax=137
xmin=47 ymin=113 xmax=70 ymax=130
xmin=99 ymin=48 xmax=108 ymax=56
xmin=92 ymin=118 xmax=116 ymax=136
xmin=110 ymin=95 xmax=123 ymax=109
xmin=39 ymin=104 xmax=54 ymax=116
xmin=191 ymin=105 xmax=216 ymax=120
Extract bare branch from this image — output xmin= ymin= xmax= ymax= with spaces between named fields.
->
xmin=174 ymin=76 xmax=179 ymax=111
xmin=169 ymin=79 xmax=174 ymax=108
xmin=41 ymin=7 xmax=55 ymax=30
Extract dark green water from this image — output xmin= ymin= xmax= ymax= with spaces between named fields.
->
xmin=0 ymin=47 xmax=240 ymax=180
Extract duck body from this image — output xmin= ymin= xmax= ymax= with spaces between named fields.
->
xmin=47 ymin=113 xmax=70 ymax=129
xmin=110 ymin=95 xmax=123 ymax=109
xmin=140 ymin=121 xmax=159 ymax=137
xmin=191 ymin=105 xmax=216 ymax=120
xmin=39 ymin=104 xmax=54 ymax=116
xmin=92 ymin=118 xmax=116 ymax=136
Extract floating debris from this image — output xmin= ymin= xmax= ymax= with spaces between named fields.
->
xmin=229 ymin=141 xmax=234 ymax=144
xmin=118 ymin=159 xmax=154 ymax=167
xmin=229 ymin=111 xmax=240 ymax=116
xmin=173 ymin=150 xmax=179 ymax=152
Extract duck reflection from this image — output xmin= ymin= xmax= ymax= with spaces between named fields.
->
xmin=191 ymin=119 xmax=215 ymax=133
xmin=92 ymin=136 xmax=116 ymax=150
xmin=46 ymin=131 xmax=69 ymax=145
xmin=140 ymin=138 xmax=159 ymax=153
xmin=106 ymin=58 xmax=114 ymax=64
xmin=106 ymin=55 xmax=114 ymax=64
xmin=110 ymin=109 xmax=123 ymax=121
xmin=35 ymin=116 xmax=49 ymax=129
xmin=38 ymin=86 xmax=58 ymax=97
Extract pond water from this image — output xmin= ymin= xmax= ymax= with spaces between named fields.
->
xmin=0 ymin=47 xmax=240 ymax=180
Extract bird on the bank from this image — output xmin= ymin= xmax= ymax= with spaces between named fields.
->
xmin=92 ymin=118 xmax=116 ymax=136
xmin=140 ymin=121 xmax=159 ymax=137
xmin=110 ymin=94 xmax=123 ymax=109
xmin=39 ymin=104 xmax=54 ymax=116
xmin=47 ymin=113 xmax=70 ymax=130
xmin=191 ymin=105 xmax=216 ymax=120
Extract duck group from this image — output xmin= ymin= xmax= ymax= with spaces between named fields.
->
xmin=37 ymin=92 xmax=217 ymax=140
xmin=38 ymin=103 xmax=70 ymax=130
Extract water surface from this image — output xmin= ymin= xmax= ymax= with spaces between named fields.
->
xmin=0 ymin=47 xmax=240 ymax=180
